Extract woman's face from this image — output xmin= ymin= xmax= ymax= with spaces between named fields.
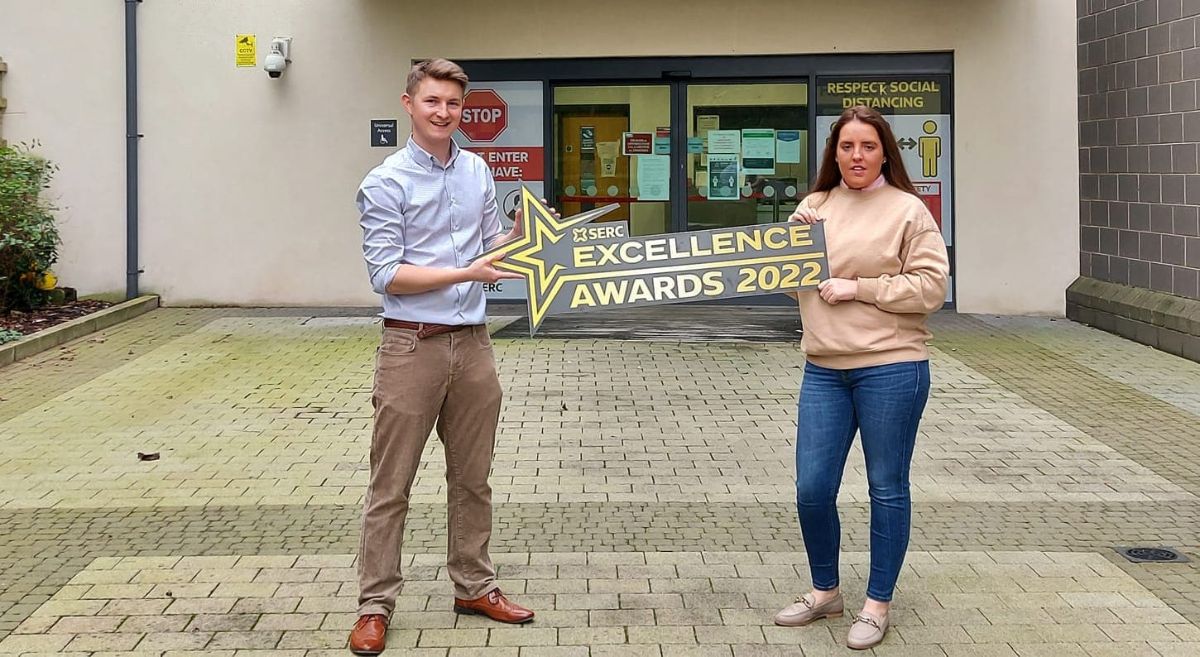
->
xmin=835 ymin=119 xmax=884 ymax=189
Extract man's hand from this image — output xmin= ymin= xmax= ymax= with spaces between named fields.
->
xmin=817 ymin=278 xmax=857 ymax=304
xmin=499 ymin=216 xmax=523 ymax=245
xmin=500 ymin=198 xmax=561 ymax=244
xmin=464 ymin=253 xmax=524 ymax=283
xmin=515 ymin=198 xmax=560 ymax=222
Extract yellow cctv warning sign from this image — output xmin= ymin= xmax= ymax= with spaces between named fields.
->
xmin=236 ymin=34 xmax=256 ymax=67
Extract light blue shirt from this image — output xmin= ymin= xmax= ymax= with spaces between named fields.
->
xmin=358 ymin=138 xmax=504 ymax=325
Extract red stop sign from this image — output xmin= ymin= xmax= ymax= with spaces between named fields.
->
xmin=459 ymin=89 xmax=508 ymax=142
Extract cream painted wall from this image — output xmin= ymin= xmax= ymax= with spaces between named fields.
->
xmin=135 ymin=0 xmax=396 ymax=305
xmin=2 ymin=0 xmax=1077 ymax=313
xmin=0 ymin=0 xmax=127 ymax=298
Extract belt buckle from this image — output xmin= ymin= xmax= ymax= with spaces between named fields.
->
xmin=417 ymin=322 xmax=443 ymax=340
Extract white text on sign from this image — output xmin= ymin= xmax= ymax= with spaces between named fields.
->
xmin=462 ymin=108 xmax=503 ymax=124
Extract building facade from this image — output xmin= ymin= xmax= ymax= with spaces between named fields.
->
xmin=2 ymin=1 xmax=1078 ymax=316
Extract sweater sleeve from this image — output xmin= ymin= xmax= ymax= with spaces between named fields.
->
xmin=855 ymin=220 xmax=949 ymax=314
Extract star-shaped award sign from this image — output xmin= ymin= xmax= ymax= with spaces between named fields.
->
xmin=478 ymin=187 xmax=620 ymax=334
xmin=479 ymin=186 xmax=829 ymax=335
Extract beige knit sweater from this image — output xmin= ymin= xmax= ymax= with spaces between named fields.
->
xmin=795 ymin=183 xmax=950 ymax=369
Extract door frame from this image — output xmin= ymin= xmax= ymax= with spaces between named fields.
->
xmin=457 ymin=52 xmax=953 ymax=227
xmin=455 ymin=53 xmax=956 ymax=305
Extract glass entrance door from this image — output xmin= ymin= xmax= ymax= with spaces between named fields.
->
xmin=552 ymin=85 xmax=671 ymax=236
xmin=685 ymin=83 xmax=809 ymax=232
xmin=461 ymin=53 xmax=952 ymax=304
xmin=552 ymin=81 xmax=809 ymax=236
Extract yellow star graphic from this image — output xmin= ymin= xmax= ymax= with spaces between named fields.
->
xmin=478 ymin=187 xmax=614 ymax=332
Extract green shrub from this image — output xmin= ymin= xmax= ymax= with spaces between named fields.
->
xmin=0 ymin=142 xmax=60 ymax=312
xmin=0 ymin=327 xmax=23 ymax=344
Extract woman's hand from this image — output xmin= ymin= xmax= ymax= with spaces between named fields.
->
xmin=788 ymin=207 xmax=824 ymax=224
xmin=818 ymin=278 xmax=857 ymax=304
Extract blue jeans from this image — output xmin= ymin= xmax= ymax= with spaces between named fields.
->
xmin=794 ymin=359 xmax=930 ymax=603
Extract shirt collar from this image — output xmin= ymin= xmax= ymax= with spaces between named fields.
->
xmin=406 ymin=137 xmax=460 ymax=171
xmin=840 ymin=174 xmax=887 ymax=192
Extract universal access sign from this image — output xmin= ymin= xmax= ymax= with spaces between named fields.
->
xmin=480 ymin=187 xmax=830 ymax=334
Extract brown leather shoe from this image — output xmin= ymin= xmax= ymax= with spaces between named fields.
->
xmin=348 ymin=614 xmax=388 ymax=655
xmin=453 ymin=588 xmax=534 ymax=624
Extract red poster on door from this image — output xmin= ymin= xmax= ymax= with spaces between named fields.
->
xmin=622 ymin=132 xmax=653 ymax=155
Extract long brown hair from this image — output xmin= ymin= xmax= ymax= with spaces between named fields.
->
xmin=810 ymin=105 xmax=919 ymax=197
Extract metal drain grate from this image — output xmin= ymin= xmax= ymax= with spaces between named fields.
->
xmin=1115 ymin=547 xmax=1190 ymax=563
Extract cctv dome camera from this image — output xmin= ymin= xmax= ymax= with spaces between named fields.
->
xmin=264 ymin=53 xmax=287 ymax=78
xmin=263 ymin=37 xmax=291 ymax=78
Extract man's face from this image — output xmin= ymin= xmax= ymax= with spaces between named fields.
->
xmin=402 ymin=78 xmax=464 ymax=148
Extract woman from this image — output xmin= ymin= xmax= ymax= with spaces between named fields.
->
xmin=773 ymin=105 xmax=948 ymax=650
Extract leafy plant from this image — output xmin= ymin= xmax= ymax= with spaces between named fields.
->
xmin=0 ymin=328 xmax=23 ymax=345
xmin=0 ymin=142 xmax=60 ymax=312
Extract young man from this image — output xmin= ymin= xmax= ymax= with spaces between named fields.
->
xmin=350 ymin=58 xmax=533 ymax=656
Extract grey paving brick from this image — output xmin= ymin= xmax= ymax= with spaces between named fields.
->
xmin=0 ymin=308 xmax=1198 ymax=656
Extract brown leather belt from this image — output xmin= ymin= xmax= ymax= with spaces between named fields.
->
xmin=383 ymin=318 xmax=473 ymax=339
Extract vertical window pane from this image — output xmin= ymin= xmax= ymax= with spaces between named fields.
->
xmin=553 ymin=85 xmax=671 ymax=236
xmin=686 ymin=83 xmax=809 ymax=231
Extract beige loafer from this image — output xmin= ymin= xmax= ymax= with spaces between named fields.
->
xmin=773 ymin=591 xmax=844 ymax=626
xmin=847 ymin=610 xmax=889 ymax=650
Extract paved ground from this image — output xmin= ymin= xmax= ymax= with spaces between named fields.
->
xmin=0 ymin=306 xmax=1197 ymax=656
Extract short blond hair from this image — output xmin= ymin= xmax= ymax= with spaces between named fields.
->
xmin=406 ymin=58 xmax=469 ymax=96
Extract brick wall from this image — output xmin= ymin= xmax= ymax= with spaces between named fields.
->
xmin=1078 ymin=0 xmax=1200 ymax=300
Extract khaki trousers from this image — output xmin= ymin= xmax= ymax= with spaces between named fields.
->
xmin=357 ymin=324 xmax=501 ymax=617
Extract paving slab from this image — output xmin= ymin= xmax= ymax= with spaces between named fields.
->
xmin=0 ymin=307 xmax=1197 ymax=654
